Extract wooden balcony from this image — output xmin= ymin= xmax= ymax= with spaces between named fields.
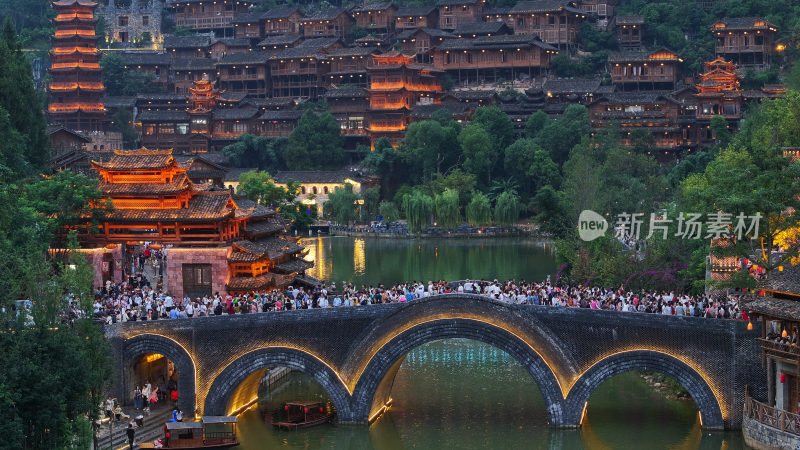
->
xmin=177 ymin=13 xmax=235 ymax=29
xmin=716 ymin=44 xmax=767 ymax=53
xmin=758 ymin=338 xmax=800 ymax=359
xmin=219 ymin=73 xmax=263 ymax=81
xmin=745 ymin=392 xmax=800 ymax=437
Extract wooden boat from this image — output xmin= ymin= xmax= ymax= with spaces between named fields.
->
xmin=138 ymin=416 xmax=239 ymax=449
xmin=272 ymin=401 xmax=333 ymax=430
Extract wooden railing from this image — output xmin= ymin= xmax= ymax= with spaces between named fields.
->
xmin=745 ymin=392 xmax=800 ymax=436
xmin=758 ymin=338 xmax=800 ymax=357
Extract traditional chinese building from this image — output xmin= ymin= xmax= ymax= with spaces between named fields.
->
xmin=394 ymin=6 xmax=439 ymax=30
xmin=615 ymin=15 xmax=644 ymax=50
xmin=48 ymin=0 xmax=106 ymax=132
xmin=366 ymin=51 xmax=443 ymax=147
xmin=437 ymin=0 xmax=484 ymax=31
xmin=695 ymin=58 xmax=742 ymax=119
xmin=608 ymin=48 xmax=682 ymax=91
xmin=509 ymin=0 xmax=585 ymax=49
xmin=351 ymin=2 xmax=397 ymax=37
xmin=711 ymin=17 xmax=777 ymax=68
xmin=80 ymin=147 xmax=313 ymax=297
xmin=168 ymin=0 xmax=256 ymax=37
xmin=431 ymin=34 xmax=556 ymax=84
xmin=299 ymin=8 xmax=354 ymax=39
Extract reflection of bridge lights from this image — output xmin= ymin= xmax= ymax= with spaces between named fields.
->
xmin=354 ymin=238 xmax=366 ymax=275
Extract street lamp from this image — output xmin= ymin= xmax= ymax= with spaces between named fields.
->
xmin=356 ymin=199 xmax=365 ymax=223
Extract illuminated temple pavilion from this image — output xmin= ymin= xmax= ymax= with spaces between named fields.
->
xmin=47 ymin=0 xmax=106 ymax=132
xmin=80 ymin=148 xmax=314 ymax=298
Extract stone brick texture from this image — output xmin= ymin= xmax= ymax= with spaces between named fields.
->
xmin=106 ymin=294 xmax=765 ymax=428
xmin=164 ymin=248 xmax=229 ymax=300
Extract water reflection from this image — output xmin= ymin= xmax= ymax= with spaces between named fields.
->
xmin=300 ymin=237 xmax=557 ymax=286
xmin=236 ymin=340 xmax=749 ymax=449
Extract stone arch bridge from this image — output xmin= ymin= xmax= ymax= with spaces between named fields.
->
xmin=106 ymin=294 xmax=765 ymax=429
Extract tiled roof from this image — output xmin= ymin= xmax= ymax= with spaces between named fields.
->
xmin=212 ymin=38 xmax=251 ymax=48
xmin=273 ymin=258 xmax=314 ymax=274
xmin=324 ymin=46 xmax=378 ymax=57
xmin=259 ymin=110 xmax=304 ymax=121
xmin=245 ymin=217 xmax=285 ymax=237
xmin=449 ymin=90 xmax=497 ymax=100
xmin=102 ymin=96 xmax=136 ymax=108
xmin=711 ymin=17 xmax=776 ymax=31
xmin=483 ymin=7 xmax=511 ymax=15
xmin=217 ymin=50 xmax=275 ymax=64
xmin=273 ymin=170 xmax=364 ymax=184
xmin=234 ymin=236 xmax=304 ymax=260
xmin=763 ymin=263 xmax=800 ymax=295
xmin=744 ymin=296 xmax=800 ymax=321
xmin=437 ymin=0 xmax=479 ymax=6
xmin=302 ymin=7 xmax=349 ymax=21
xmin=99 ymin=173 xmax=191 ymax=195
xmin=137 ymin=110 xmax=190 ymax=122
xmin=164 ymin=35 xmax=213 ymax=49
xmin=454 ymin=21 xmax=508 ymax=36
xmin=136 ymin=93 xmax=188 ymax=102
xmin=352 ymin=2 xmax=394 ymax=12
xmin=121 ymin=51 xmax=171 ymax=66
xmin=396 ymin=27 xmax=454 ymax=40
xmin=542 ymin=78 xmax=602 ymax=94
xmin=594 ymin=91 xmax=675 ymax=105
xmin=436 ymin=34 xmax=557 ymax=51
xmin=241 ymin=97 xmax=295 ymax=108
xmin=324 ymin=87 xmax=368 ymax=98
xmin=296 ymin=37 xmax=342 ymax=50
xmin=213 ymin=107 xmax=261 ymax=120
xmin=232 ymin=11 xmax=265 ymax=24
xmin=170 ymin=59 xmax=216 ymax=71
xmin=616 ymin=15 xmax=644 ymax=25
xmin=226 ymin=274 xmax=272 ymax=291
xmin=258 ymin=34 xmax=303 ymax=47
xmin=510 ymin=0 xmax=581 ymax=14
xmin=395 ymin=6 xmax=437 ymax=16
xmin=92 ymin=149 xmax=175 ymax=170
xmin=106 ymin=191 xmax=235 ymax=222
xmin=410 ymin=103 xmax=471 ymax=118
xmin=262 ymin=6 xmax=302 ymax=20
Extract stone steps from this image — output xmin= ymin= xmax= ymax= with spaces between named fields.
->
xmin=95 ymin=407 xmax=171 ymax=450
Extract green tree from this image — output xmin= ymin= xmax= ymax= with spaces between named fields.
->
xmin=378 ymin=201 xmax=399 ymax=222
xmin=236 ymin=170 xmax=289 ymax=207
xmin=535 ymin=104 xmax=590 ymax=165
xmin=458 ymin=123 xmax=495 ymax=185
xmin=362 ymin=186 xmax=380 ymax=222
xmin=494 ymin=191 xmax=521 ymax=226
xmin=709 ymin=115 xmax=732 ymax=147
xmin=24 ymin=170 xmax=110 ymax=236
xmin=109 ymin=107 xmax=138 ymax=149
xmin=0 ymin=18 xmax=48 ymax=172
xmin=471 ymin=106 xmax=514 ymax=153
xmin=434 ymin=189 xmax=460 ymax=228
xmin=402 ymin=119 xmax=461 ymax=183
xmin=100 ymin=52 xmax=125 ymax=96
xmin=325 ymin=183 xmax=359 ymax=225
xmin=285 ymin=110 xmax=344 ymax=170
xmin=528 ymin=148 xmax=562 ymax=192
xmin=402 ymin=190 xmax=433 ymax=233
xmin=466 ymin=191 xmax=492 ymax=226
xmin=223 ymin=133 xmax=286 ymax=171
xmin=525 ymin=110 xmax=549 ymax=139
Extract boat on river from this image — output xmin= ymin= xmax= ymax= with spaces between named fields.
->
xmin=138 ymin=416 xmax=239 ymax=449
xmin=272 ymin=401 xmax=333 ymax=430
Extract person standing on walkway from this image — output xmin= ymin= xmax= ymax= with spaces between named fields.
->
xmin=126 ymin=422 xmax=136 ymax=449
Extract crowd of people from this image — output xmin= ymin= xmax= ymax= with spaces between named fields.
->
xmin=93 ymin=272 xmax=747 ymax=324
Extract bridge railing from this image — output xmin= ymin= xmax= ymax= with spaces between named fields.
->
xmin=744 ymin=390 xmax=800 ymax=436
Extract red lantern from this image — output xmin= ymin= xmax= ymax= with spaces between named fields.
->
xmin=165 ymin=433 xmax=170 ymax=438
xmin=320 ymin=407 xmax=324 ymax=412
xmin=781 ymin=373 xmax=786 ymax=383
xmin=304 ymin=408 xmax=309 ymax=413
xmin=284 ymin=405 xmax=289 ymax=410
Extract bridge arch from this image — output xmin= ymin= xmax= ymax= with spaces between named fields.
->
xmin=564 ymin=350 xmax=724 ymax=429
xmin=203 ymin=347 xmax=353 ymax=419
xmin=123 ymin=334 xmax=197 ymax=414
xmin=349 ymin=318 xmax=566 ymax=425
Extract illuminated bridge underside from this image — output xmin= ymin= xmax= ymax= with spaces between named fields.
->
xmin=106 ymin=294 xmax=764 ymax=429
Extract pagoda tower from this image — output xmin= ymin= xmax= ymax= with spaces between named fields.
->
xmin=695 ymin=58 xmax=742 ymax=119
xmin=188 ymin=75 xmax=221 ymax=113
xmin=366 ymin=51 xmax=442 ymax=147
xmin=47 ymin=0 xmax=106 ymax=132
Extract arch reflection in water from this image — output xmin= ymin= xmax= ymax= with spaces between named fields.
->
xmin=234 ymin=340 xmax=749 ymax=449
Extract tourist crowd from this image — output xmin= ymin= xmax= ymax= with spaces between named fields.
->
xmin=93 ymin=273 xmax=747 ymax=324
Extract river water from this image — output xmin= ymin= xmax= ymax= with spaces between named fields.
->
xmin=233 ymin=237 xmax=749 ymax=449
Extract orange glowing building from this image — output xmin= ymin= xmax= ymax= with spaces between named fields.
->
xmin=366 ymin=51 xmax=442 ymax=146
xmin=695 ymin=58 xmax=743 ymax=119
xmin=48 ymin=0 xmax=106 ymax=132
xmin=81 ymin=148 xmax=313 ymax=298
